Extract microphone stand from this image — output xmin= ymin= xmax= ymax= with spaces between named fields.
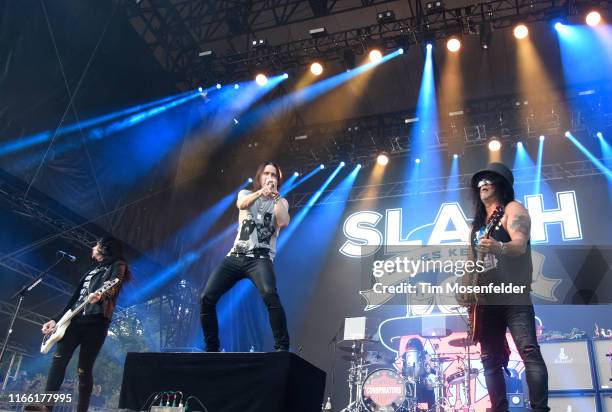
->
xmin=0 ymin=255 xmax=66 ymax=366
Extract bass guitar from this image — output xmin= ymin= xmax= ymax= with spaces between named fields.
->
xmin=41 ymin=278 xmax=119 ymax=354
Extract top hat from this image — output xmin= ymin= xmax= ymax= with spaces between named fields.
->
xmin=471 ymin=162 xmax=514 ymax=188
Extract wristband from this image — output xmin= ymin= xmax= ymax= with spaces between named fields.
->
xmin=498 ymin=241 xmax=506 ymax=256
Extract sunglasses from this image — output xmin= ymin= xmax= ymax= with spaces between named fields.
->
xmin=477 ymin=179 xmax=494 ymax=188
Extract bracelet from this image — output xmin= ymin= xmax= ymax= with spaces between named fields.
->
xmin=498 ymin=241 xmax=506 ymax=256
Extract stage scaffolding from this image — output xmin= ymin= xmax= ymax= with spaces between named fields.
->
xmin=287 ymin=158 xmax=612 ymax=207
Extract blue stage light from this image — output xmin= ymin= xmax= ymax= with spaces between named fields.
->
xmin=426 ymin=43 xmax=433 ymax=50
xmin=517 ymin=142 xmax=523 ymax=148
xmin=596 ymin=132 xmax=603 ymax=139
xmin=198 ymin=87 xmax=203 ymax=92
xmin=415 ymin=158 xmax=421 ymax=164
xmin=320 ymin=164 xmax=325 ymax=169
xmin=248 ymin=177 xmax=253 ymax=183
xmin=294 ymin=171 xmax=299 ymax=176
xmin=282 ymin=73 xmax=289 ymax=79
xmin=539 ymin=135 xmax=545 ymax=141
xmin=216 ymin=83 xmax=222 ymax=89
xmin=398 ymin=48 xmax=404 ymax=55
xmin=453 ymin=153 xmax=459 ymax=159
xmin=565 ymin=131 xmax=571 ymax=138
xmin=234 ymin=84 xmax=240 ymax=89
xmin=340 ymin=161 xmax=346 ymax=167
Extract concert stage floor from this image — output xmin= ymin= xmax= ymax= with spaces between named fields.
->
xmin=119 ymin=351 xmax=326 ymax=412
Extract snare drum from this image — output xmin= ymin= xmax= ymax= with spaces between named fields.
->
xmin=361 ymin=368 xmax=408 ymax=411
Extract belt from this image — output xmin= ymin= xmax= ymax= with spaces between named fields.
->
xmin=229 ymin=251 xmax=270 ymax=259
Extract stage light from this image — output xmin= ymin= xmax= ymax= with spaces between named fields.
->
xmin=539 ymin=135 xmax=545 ymax=141
xmin=234 ymin=84 xmax=240 ymax=89
xmin=586 ymin=11 xmax=602 ymax=27
xmin=377 ymin=10 xmax=396 ymax=24
xmin=398 ymin=48 xmax=404 ymax=54
xmin=248 ymin=177 xmax=253 ymax=183
xmin=453 ymin=153 xmax=459 ymax=159
xmin=310 ymin=62 xmax=324 ymax=76
xmin=514 ymin=24 xmax=529 ymax=39
xmin=357 ymin=163 xmax=362 ymax=168
xmin=216 ymin=83 xmax=222 ymax=89
xmin=426 ymin=43 xmax=433 ymax=51
xmin=564 ymin=130 xmax=571 ymax=137
xmin=320 ymin=164 xmax=325 ymax=169
xmin=415 ymin=158 xmax=421 ymax=164
xmin=517 ymin=141 xmax=523 ymax=148
xmin=369 ymin=49 xmax=383 ymax=63
xmin=377 ymin=153 xmax=389 ymax=166
xmin=597 ymin=132 xmax=603 ymax=139
xmin=255 ymin=73 xmax=268 ymax=86
xmin=309 ymin=27 xmax=327 ymax=38
xmin=446 ymin=37 xmax=461 ymax=52
xmin=340 ymin=161 xmax=346 ymax=167
xmin=294 ymin=171 xmax=299 ymax=177
xmin=342 ymin=49 xmax=356 ymax=70
xmin=480 ymin=21 xmax=492 ymax=49
xmin=554 ymin=22 xmax=564 ymax=31
xmin=488 ymin=139 xmax=501 ymax=151
xmin=198 ymin=86 xmax=203 ymax=92
xmin=282 ymin=72 xmax=289 ymax=79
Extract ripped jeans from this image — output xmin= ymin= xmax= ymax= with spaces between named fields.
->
xmin=479 ymin=305 xmax=549 ymax=412
xmin=45 ymin=316 xmax=108 ymax=412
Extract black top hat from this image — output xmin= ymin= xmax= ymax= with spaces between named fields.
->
xmin=471 ymin=162 xmax=514 ymax=188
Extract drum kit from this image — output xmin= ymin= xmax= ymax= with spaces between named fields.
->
xmin=338 ymin=336 xmax=481 ymax=412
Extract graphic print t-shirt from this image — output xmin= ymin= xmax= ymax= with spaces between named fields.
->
xmin=229 ymin=190 xmax=279 ymax=259
xmin=73 ymin=266 xmax=105 ymax=311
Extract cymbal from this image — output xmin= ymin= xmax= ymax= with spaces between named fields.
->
xmin=430 ymin=356 xmax=453 ymax=363
xmin=337 ymin=340 xmax=379 ymax=352
xmin=448 ymin=338 xmax=476 ymax=348
xmin=446 ymin=368 xmax=479 ymax=385
xmin=364 ymin=351 xmax=394 ymax=364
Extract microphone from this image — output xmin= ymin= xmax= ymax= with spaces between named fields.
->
xmin=56 ymin=250 xmax=77 ymax=262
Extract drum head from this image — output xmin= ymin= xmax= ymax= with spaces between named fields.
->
xmin=361 ymin=368 xmax=407 ymax=412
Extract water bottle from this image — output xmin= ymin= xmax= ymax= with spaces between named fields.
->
xmin=323 ymin=396 xmax=332 ymax=411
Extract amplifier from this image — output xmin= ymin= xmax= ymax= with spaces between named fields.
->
xmin=602 ymin=393 xmax=612 ymax=411
xmin=549 ymin=394 xmax=597 ymax=411
xmin=540 ymin=340 xmax=594 ymax=391
xmin=593 ymin=338 xmax=612 ymax=390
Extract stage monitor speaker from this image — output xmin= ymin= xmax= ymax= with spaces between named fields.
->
xmin=549 ymin=394 xmax=596 ymax=411
xmin=602 ymin=393 xmax=612 ymax=412
xmin=540 ymin=340 xmax=594 ymax=391
xmin=593 ymin=338 xmax=612 ymax=390
xmin=118 ymin=352 xmax=326 ymax=412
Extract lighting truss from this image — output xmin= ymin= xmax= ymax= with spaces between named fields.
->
xmin=286 ymin=158 xmax=612 ymax=207
xmin=117 ymin=0 xmax=594 ymax=88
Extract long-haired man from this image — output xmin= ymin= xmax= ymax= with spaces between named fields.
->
xmin=468 ymin=162 xmax=549 ymax=412
xmin=200 ymin=161 xmax=290 ymax=352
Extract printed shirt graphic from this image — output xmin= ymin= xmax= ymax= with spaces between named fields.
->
xmin=73 ymin=266 xmax=105 ymax=310
xmin=229 ymin=190 xmax=280 ymax=259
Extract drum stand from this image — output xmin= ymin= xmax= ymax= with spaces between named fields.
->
xmin=424 ymin=337 xmax=449 ymax=412
xmin=340 ymin=341 xmax=368 ymax=412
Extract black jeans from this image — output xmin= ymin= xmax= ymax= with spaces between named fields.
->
xmin=200 ymin=255 xmax=290 ymax=351
xmin=45 ymin=317 xmax=108 ymax=412
xmin=479 ymin=305 xmax=549 ymax=412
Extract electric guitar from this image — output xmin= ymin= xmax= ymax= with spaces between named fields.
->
xmin=467 ymin=205 xmax=504 ymax=343
xmin=40 ymin=278 xmax=120 ymax=354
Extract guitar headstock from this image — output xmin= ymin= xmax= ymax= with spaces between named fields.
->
xmin=99 ymin=278 xmax=120 ymax=293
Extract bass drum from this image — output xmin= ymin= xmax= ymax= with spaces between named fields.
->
xmin=361 ymin=368 xmax=411 ymax=412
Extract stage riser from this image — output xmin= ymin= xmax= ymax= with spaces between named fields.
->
xmin=119 ymin=352 xmax=326 ymax=412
